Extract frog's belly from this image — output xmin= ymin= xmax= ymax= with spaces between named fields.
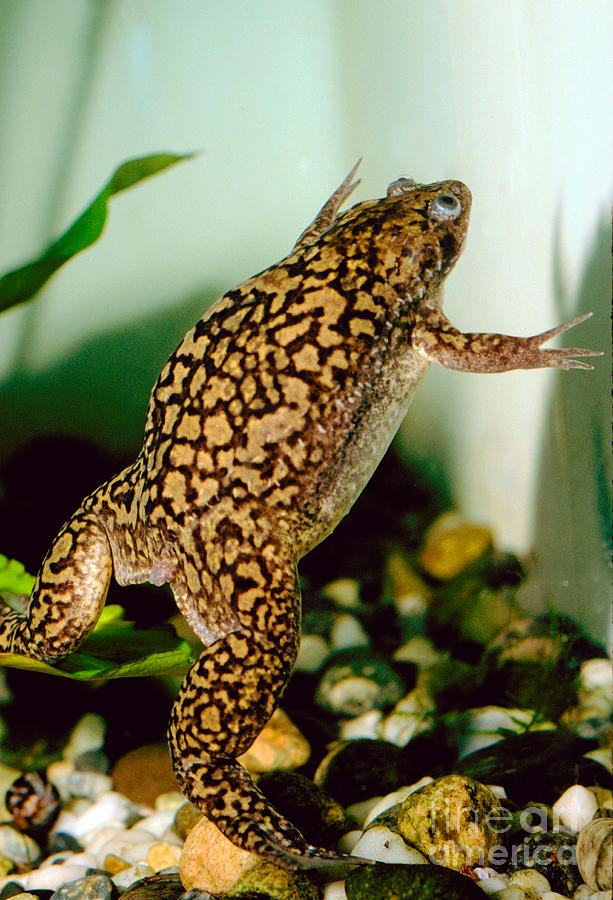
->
xmin=294 ymin=354 xmax=430 ymax=557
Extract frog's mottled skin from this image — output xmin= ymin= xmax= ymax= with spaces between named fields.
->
xmin=0 ymin=163 xmax=599 ymax=867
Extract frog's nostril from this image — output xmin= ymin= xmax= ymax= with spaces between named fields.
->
xmin=386 ymin=177 xmax=417 ymax=197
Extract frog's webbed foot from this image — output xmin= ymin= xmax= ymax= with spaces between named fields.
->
xmin=293 ymin=159 xmax=362 ymax=249
xmin=175 ymin=755 xmax=365 ymax=869
xmin=412 ymin=309 xmax=602 ymax=373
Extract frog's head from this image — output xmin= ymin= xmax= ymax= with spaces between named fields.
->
xmin=382 ymin=177 xmax=472 ymax=298
xmin=314 ymin=172 xmax=471 ymax=302
xmin=329 ymin=176 xmax=472 ymax=303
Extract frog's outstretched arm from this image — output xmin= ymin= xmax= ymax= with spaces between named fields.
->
xmin=411 ymin=309 xmax=602 ymax=372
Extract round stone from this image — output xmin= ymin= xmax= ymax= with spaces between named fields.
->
xmin=396 ymin=774 xmax=502 ymax=871
xmin=179 ymin=816 xmax=259 ymax=893
xmin=345 ymin=861 xmax=486 ymax=899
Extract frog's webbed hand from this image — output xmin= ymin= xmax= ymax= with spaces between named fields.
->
xmin=412 ymin=310 xmax=602 ymax=373
xmin=0 ymin=511 xmax=112 ymax=660
xmin=168 ymin=534 xmax=360 ymax=869
xmin=293 ymin=159 xmax=362 ymax=249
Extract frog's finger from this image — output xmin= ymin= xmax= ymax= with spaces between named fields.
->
xmin=535 ymin=348 xmax=602 ymax=370
xmin=533 ymin=311 xmax=594 ymax=342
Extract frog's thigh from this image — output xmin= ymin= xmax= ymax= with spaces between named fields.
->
xmin=0 ymin=512 xmax=112 ymax=660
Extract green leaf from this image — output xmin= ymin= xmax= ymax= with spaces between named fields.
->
xmin=0 ymin=600 xmax=196 ymax=680
xmin=0 ymin=554 xmax=36 ymax=596
xmin=0 ymin=152 xmax=196 ymax=314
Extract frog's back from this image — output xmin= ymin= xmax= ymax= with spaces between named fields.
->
xmin=137 ymin=183 xmax=467 ymax=553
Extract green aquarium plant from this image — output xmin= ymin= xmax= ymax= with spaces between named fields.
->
xmin=0 ymin=152 xmax=197 ymax=680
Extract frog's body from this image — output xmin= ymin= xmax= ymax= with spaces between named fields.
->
xmin=0 ymin=163 xmax=599 ymax=867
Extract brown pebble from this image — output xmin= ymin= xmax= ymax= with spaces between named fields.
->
xmin=238 ymin=708 xmax=310 ymax=773
xmin=103 ymin=851 xmax=131 ymax=874
xmin=173 ymin=802 xmax=202 ymax=840
xmin=111 ymin=744 xmax=177 ymax=806
xmin=119 ymin=871 xmax=184 ymax=899
xmin=179 ymin=815 xmax=259 ymax=893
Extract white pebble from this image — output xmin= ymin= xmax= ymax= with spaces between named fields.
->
xmin=475 ymin=867 xmax=510 ymax=894
xmin=573 ymin=887 xmax=593 ymax=900
xmin=40 ymin=850 xmax=97 ymax=870
xmin=553 ymin=785 xmax=599 ymax=832
xmin=579 ymin=659 xmax=612 ymax=695
xmin=363 ymin=778 xmax=434 ymax=828
xmin=80 ymin=823 xmax=124 ymax=854
xmin=63 ymin=713 xmax=106 ymax=760
xmin=52 ymin=794 xmax=108 ymax=838
xmin=112 ymin=862 xmax=155 ymax=889
xmin=380 ymin=687 xmax=435 ymax=747
xmin=541 ymin=893 xmax=572 ymax=900
xmin=337 ymin=830 xmax=363 ymax=854
xmin=457 ymin=707 xmax=555 ymax=759
xmin=584 ymin=749 xmax=613 ymax=773
xmin=160 ymin=827 xmax=183 ymax=846
xmin=331 ymin=613 xmax=369 ymax=649
xmin=47 ymin=759 xmax=76 ymax=800
xmin=154 ymin=791 xmax=184 ymax=812
xmin=492 ymin=889 xmax=527 ymax=900
xmin=392 ymin=635 xmax=440 ymax=667
xmin=97 ymin=828 xmax=158 ymax=865
xmin=346 ymin=797 xmax=384 ymax=828
xmin=322 ymin=577 xmax=361 ymax=608
xmin=0 ymin=824 xmax=41 ymax=865
xmin=339 ymin=709 xmax=382 ymax=741
xmin=48 ymin=760 xmax=113 ymax=801
xmin=295 ymin=634 xmax=330 ymax=672
xmin=109 ymin=839 xmax=155 ymax=866
xmin=25 ymin=863 xmax=89 ymax=890
xmin=70 ymin=791 xmax=137 ymax=837
xmin=509 ymin=868 xmax=551 ymax=898
xmin=323 ymin=881 xmax=348 ymax=899
xmin=133 ymin=810 xmax=177 ymax=838
xmin=124 ymin=826 xmax=158 ymax=842
xmin=351 ymin=825 xmax=428 ymax=865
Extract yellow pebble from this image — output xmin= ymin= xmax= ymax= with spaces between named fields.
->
xmin=419 ymin=511 xmax=492 ymax=579
xmin=147 ymin=841 xmax=182 ymax=871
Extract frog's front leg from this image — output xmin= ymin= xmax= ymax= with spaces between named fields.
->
xmin=293 ymin=159 xmax=362 ymax=249
xmin=167 ymin=546 xmax=347 ymax=868
xmin=412 ymin=309 xmax=602 ymax=373
xmin=0 ymin=511 xmax=112 ymax=660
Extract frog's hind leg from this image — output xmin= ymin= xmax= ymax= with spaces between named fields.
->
xmin=0 ymin=511 xmax=112 ymax=661
xmin=167 ymin=555 xmax=345 ymax=867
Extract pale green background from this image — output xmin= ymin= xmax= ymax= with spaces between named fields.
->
xmin=0 ymin=1 xmax=611 ymax=641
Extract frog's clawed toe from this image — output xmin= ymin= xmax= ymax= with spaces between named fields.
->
xmin=534 ymin=311 xmax=602 ymax=370
xmin=534 ymin=346 xmax=603 ymax=371
xmin=260 ymin=837 xmax=370 ymax=871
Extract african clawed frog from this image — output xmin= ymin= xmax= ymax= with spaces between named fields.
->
xmin=0 ymin=161 xmax=600 ymax=867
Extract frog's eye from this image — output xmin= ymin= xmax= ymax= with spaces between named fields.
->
xmin=386 ymin=177 xmax=416 ymax=197
xmin=429 ymin=192 xmax=462 ymax=221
